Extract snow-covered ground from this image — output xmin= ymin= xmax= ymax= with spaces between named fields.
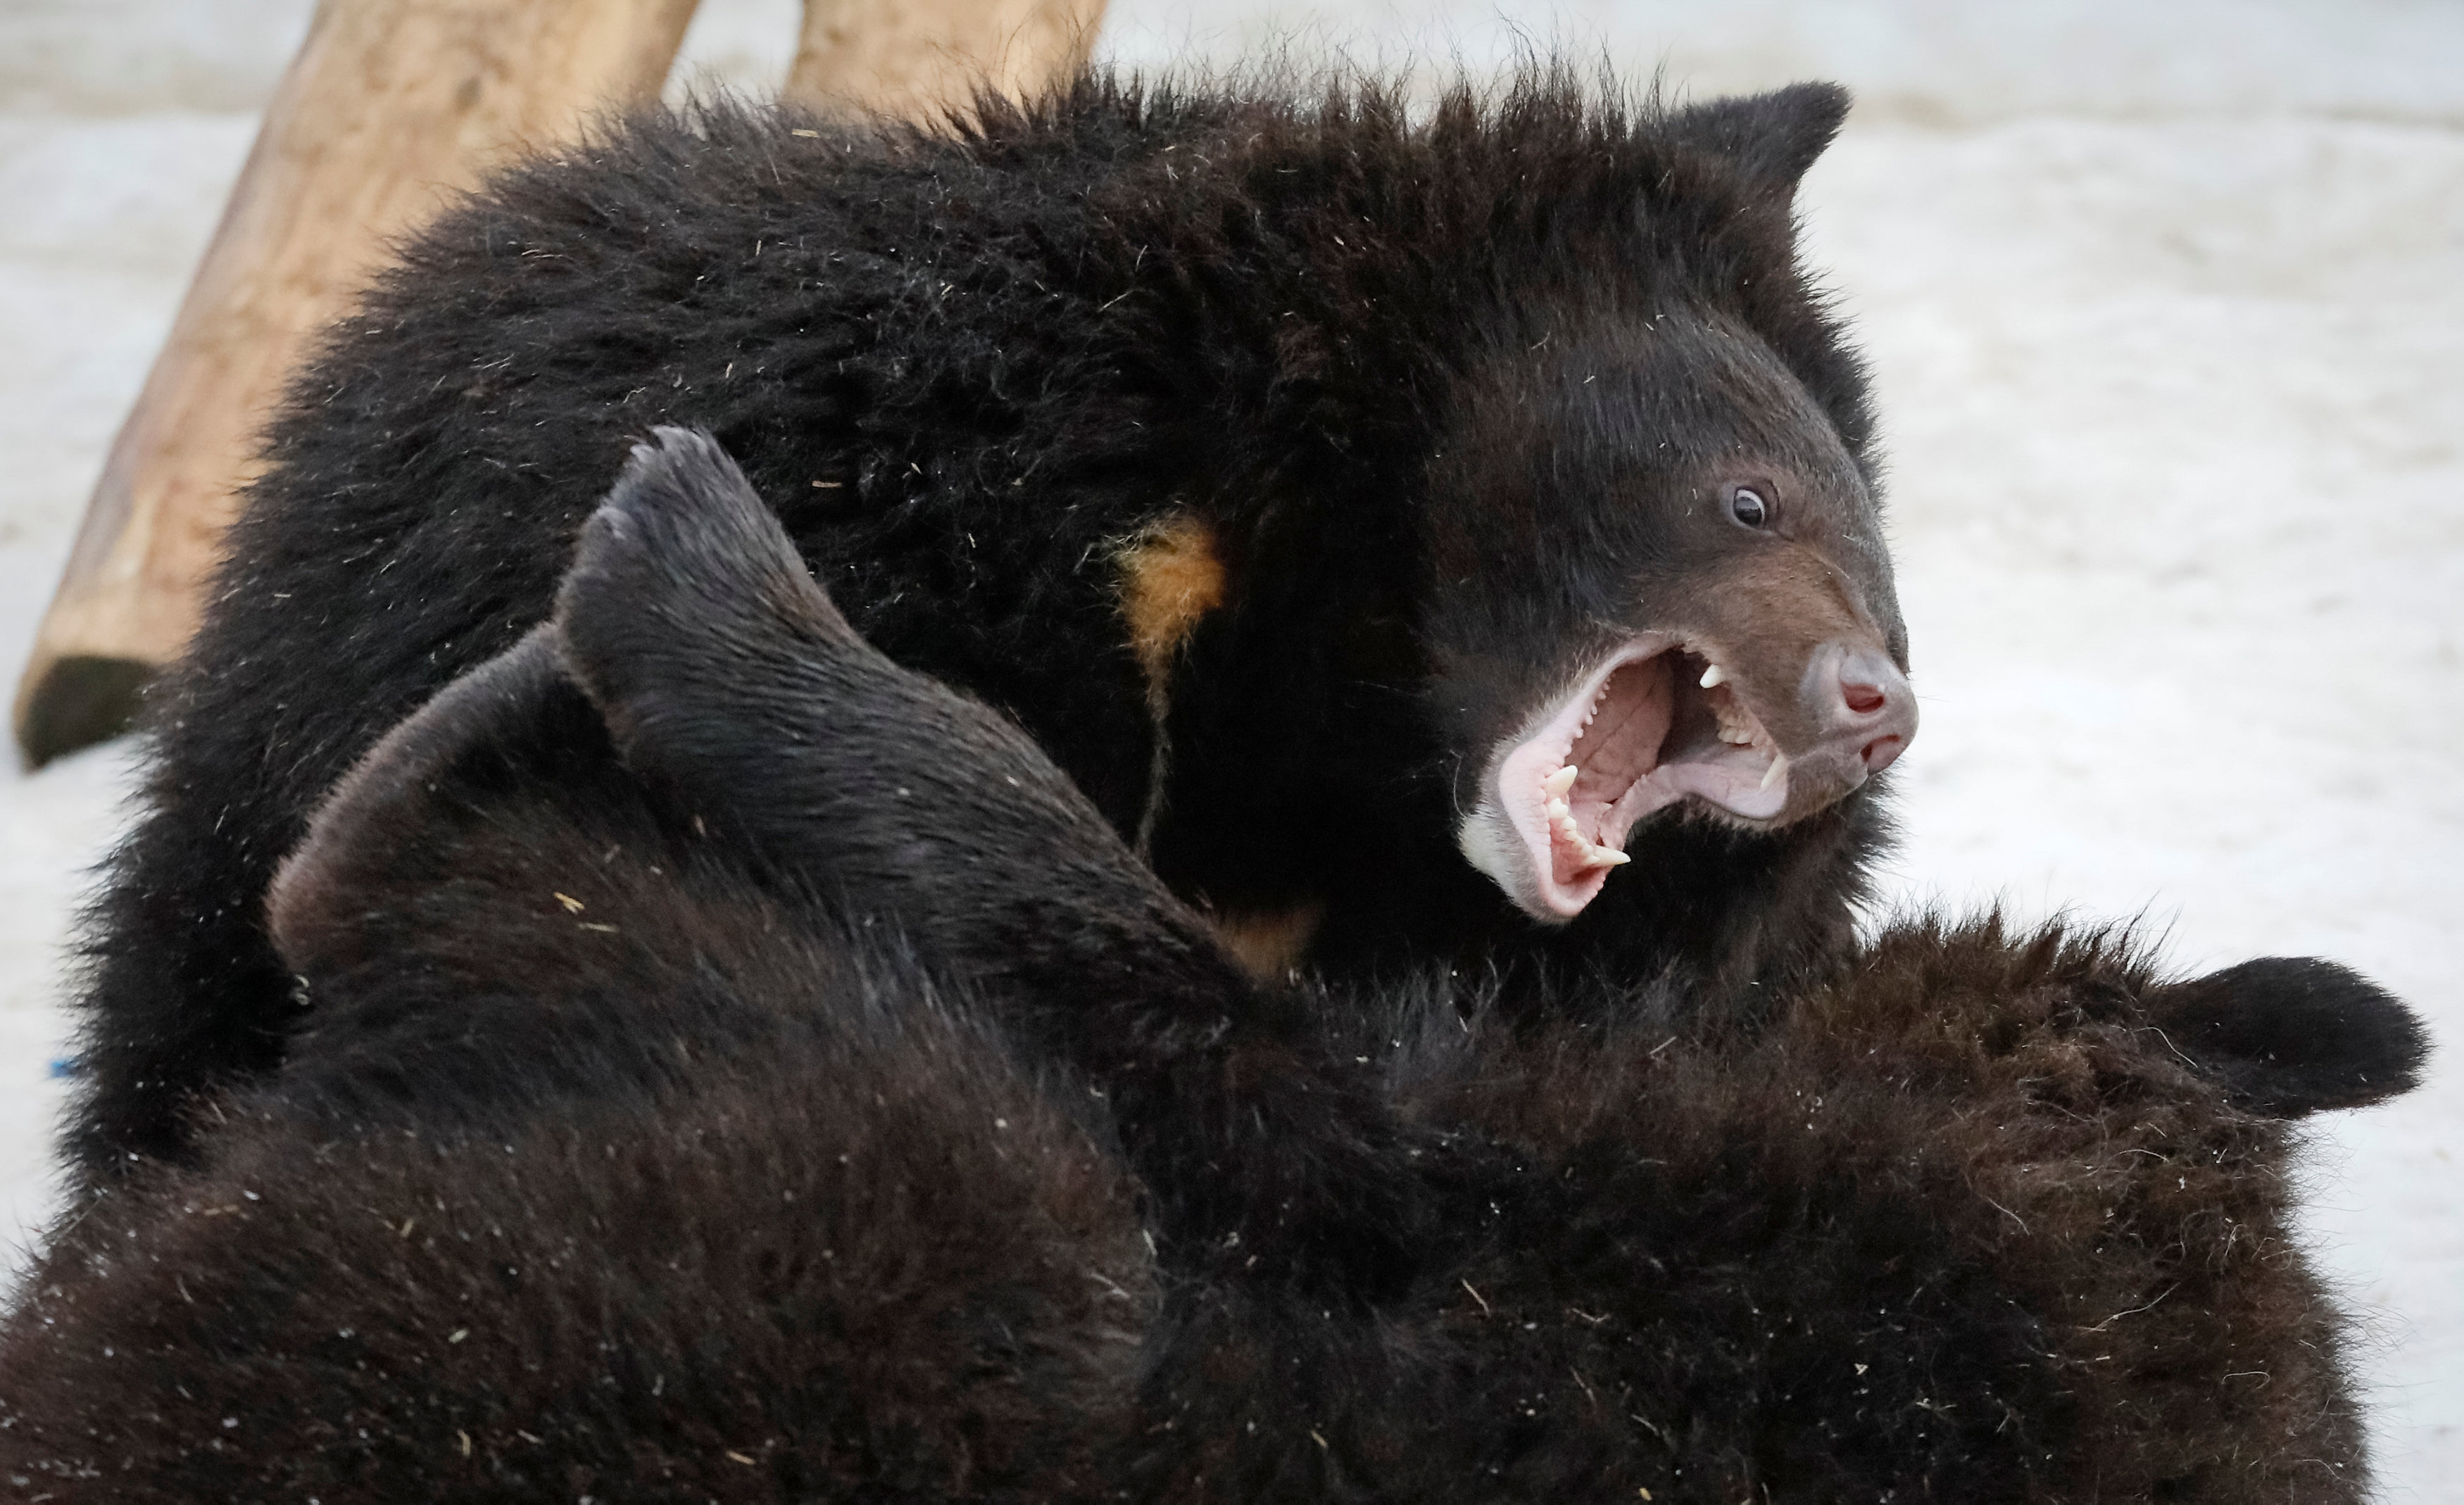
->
xmin=1 ymin=0 xmax=2456 ymax=1493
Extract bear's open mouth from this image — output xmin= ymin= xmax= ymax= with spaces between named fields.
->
xmin=1457 ymin=636 xmax=1790 ymax=921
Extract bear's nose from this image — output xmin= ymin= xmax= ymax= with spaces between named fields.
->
xmin=1808 ymin=642 xmax=1916 ymax=776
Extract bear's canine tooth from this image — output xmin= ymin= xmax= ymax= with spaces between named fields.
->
xmin=1699 ymin=663 xmax=1727 ymax=689
xmin=1759 ymin=757 xmax=1785 ymax=791
xmin=1542 ymin=765 xmax=1578 ymax=798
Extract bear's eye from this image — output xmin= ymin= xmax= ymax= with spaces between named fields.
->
xmin=1728 ymin=485 xmax=1771 ymax=529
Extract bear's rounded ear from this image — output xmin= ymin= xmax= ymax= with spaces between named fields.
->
xmin=2144 ymin=957 xmax=2430 ymax=1119
xmin=1666 ymin=81 xmax=1852 ymax=206
xmin=267 ymin=626 xmax=577 ymax=974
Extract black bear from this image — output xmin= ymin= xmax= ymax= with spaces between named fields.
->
xmin=69 ymin=68 xmax=1919 ymax=1183
xmin=2 ymin=433 xmax=2423 ymax=1503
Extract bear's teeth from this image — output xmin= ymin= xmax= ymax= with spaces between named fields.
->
xmin=1542 ymin=764 xmax=1578 ymax=799
xmin=1547 ymin=802 xmax=1628 ymax=870
xmin=1713 ymin=701 xmax=1754 ymax=743
xmin=1759 ymin=757 xmax=1785 ymax=791
xmin=1699 ymin=662 xmax=1728 ymax=689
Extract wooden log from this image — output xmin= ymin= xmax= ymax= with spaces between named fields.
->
xmin=13 ymin=0 xmax=703 ymax=767
xmin=784 ymin=0 xmax=1107 ymax=124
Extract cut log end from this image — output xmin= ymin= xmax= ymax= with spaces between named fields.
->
xmin=15 ymin=655 xmax=153 ymax=769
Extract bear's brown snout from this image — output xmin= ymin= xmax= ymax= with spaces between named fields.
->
xmin=1804 ymin=639 xmax=1916 ymax=776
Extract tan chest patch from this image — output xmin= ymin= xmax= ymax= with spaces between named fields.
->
xmin=1116 ymin=512 xmax=1228 ymax=705
xmin=1205 ymin=902 xmax=1326 ymax=984
xmin=1117 ymin=512 xmax=1231 ymax=855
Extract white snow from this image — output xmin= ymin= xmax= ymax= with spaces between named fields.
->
xmin=1 ymin=0 xmax=2456 ymax=1493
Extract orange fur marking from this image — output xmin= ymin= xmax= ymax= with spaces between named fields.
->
xmin=1117 ymin=512 xmax=1228 ymax=703
xmin=1207 ymin=902 xmax=1326 ymax=983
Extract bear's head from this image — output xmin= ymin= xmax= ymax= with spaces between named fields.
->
xmin=1431 ymin=298 xmax=1911 ymax=923
xmin=1404 ymin=84 xmax=1910 ymax=924
xmin=1129 ymin=82 xmax=1911 ymax=978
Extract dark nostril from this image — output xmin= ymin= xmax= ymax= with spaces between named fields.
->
xmin=1841 ymin=681 xmax=1887 ymax=716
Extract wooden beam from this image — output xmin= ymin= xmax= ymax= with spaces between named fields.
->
xmin=784 ymin=0 xmax=1107 ymax=123
xmin=13 ymin=0 xmax=703 ymax=767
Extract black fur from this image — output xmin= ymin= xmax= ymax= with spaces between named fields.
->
xmin=69 ymin=66 xmax=1900 ymax=1182
xmin=2147 ymin=957 xmax=2428 ymax=1117
xmin=3 ymin=433 xmax=2421 ymax=1502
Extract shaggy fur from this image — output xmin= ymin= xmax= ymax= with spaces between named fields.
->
xmin=2 ymin=434 xmax=2423 ymax=1503
xmin=70 ymin=65 xmax=1908 ymax=1182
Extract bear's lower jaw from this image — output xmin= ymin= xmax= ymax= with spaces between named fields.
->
xmin=1457 ymin=636 xmax=1797 ymax=923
